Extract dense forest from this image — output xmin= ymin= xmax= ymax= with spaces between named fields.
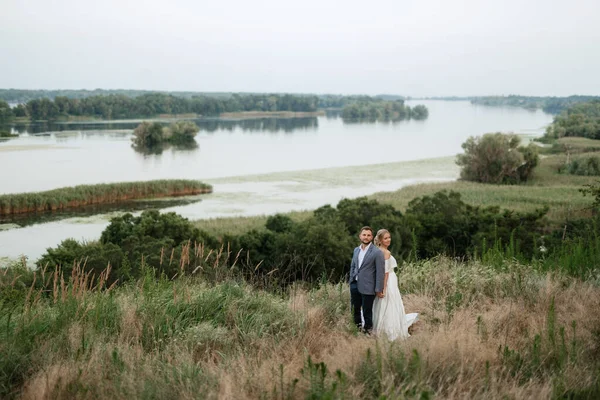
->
xmin=341 ymin=99 xmax=428 ymax=121
xmin=0 ymin=92 xmax=420 ymax=122
xmin=0 ymin=89 xmax=404 ymax=106
xmin=543 ymin=100 xmax=600 ymax=140
xmin=470 ymin=95 xmax=600 ymax=114
xmin=0 ymin=89 xmax=236 ymax=103
xmin=0 ymin=93 xmax=320 ymax=121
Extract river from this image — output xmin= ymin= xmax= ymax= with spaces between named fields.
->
xmin=0 ymin=100 xmax=553 ymax=263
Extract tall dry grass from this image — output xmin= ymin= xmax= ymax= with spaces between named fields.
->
xmin=2 ymin=257 xmax=599 ymax=399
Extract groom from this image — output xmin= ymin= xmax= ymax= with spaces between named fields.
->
xmin=349 ymin=226 xmax=385 ymax=334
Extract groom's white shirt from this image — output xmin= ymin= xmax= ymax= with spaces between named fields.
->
xmin=358 ymin=243 xmax=371 ymax=270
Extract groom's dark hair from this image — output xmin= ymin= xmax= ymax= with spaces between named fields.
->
xmin=359 ymin=226 xmax=374 ymax=235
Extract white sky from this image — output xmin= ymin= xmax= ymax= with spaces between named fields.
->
xmin=1 ymin=0 xmax=599 ymax=96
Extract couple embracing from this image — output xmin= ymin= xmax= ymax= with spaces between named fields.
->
xmin=349 ymin=226 xmax=418 ymax=340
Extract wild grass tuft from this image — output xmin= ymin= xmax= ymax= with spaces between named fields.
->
xmin=1 ymin=255 xmax=599 ymax=399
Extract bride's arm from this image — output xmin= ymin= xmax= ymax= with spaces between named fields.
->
xmin=383 ymin=272 xmax=389 ymax=294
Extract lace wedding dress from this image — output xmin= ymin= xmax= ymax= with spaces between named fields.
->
xmin=373 ymin=256 xmax=418 ymax=340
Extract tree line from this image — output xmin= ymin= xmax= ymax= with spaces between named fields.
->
xmin=0 ymin=93 xmax=320 ymax=121
xmin=0 ymin=89 xmax=236 ymax=103
xmin=341 ymin=100 xmax=428 ymax=121
xmin=35 ymin=183 xmax=600 ymax=289
xmin=318 ymin=94 xmax=406 ymax=109
xmin=470 ymin=95 xmax=600 ymax=114
xmin=544 ymin=100 xmax=600 ymax=140
xmin=0 ymin=89 xmax=405 ymax=106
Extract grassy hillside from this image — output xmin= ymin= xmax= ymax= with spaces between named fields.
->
xmin=1 ymin=257 xmax=598 ymax=399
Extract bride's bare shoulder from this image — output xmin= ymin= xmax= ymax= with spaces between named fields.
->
xmin=383 ymin=249 xmax=391 ymax=259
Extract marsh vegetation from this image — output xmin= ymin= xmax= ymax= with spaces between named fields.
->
xmin=0 ymin=180 xmax=212 ymax=216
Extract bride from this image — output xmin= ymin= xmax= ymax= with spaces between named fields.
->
xmin=372 ymin=229 xmax=418 ymax=340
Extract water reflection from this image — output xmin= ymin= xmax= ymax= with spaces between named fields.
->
xmin=0 ymin=196 xmax=203 ymax=228
xmin=132 ymin=141 xmax=199 ymax=155
xmin=1 ymin=116 xmax=319 ymax=136
xmin=323 ymin=109 xmax=421 ymax=124
xmin=324 ymin=109 xmax=342 ymax=119
xmin=7 ymin=121 xmax=137 ymax=134
xmin=196 ymin=117 xmax=318 ymax=133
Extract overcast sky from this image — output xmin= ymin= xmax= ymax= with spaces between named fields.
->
xmin=1 ymin=0 xmax=599 ymax=97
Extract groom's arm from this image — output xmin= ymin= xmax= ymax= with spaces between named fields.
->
xmin=374 ymin=250 xmax=385 ymax=295
xmin=348 ymin=248 xmax=358 ymax=283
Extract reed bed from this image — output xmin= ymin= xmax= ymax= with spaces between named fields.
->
xmin=0 ymin=180 xmax=212 ymax=216
xmin=372 ymin=154 xmax=598 ymax=226
xmin=1 ymin=255 xmax=599 ymax=399
xmin=195 ymin=149 xmax=598 ymax=239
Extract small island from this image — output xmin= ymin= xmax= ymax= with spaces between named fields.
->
xmin=341 ymin=98 xmax=428 ymax=122
xmin=0 ymin=180 xmax=212 ymax=216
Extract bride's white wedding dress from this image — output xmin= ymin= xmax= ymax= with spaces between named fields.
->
xmin=373 ymin=255 xmax=418 ymax=340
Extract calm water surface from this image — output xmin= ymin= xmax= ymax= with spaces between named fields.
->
xmin=0 ymin=101 xmax=553 ymax=262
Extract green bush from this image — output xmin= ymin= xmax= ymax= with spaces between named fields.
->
xmin=101 ymin=210 xmax=200 ymax=247
xmin=544 ymin=100 xmax=600 ymax=140
xmin=405 ymin=190 xmax=547 ymax=259
xmin=131 ymin=121 xmax=164 ymax=147
xmin=580 ymin=181 xmax=600 ymax=212
xmin=30 ymin=190 xmax=597 ymax=290
xmin=165 ymin=121 xmax=199 ymax=144
xmin=560 ymin=156 xmax=600 ymax=176
xmin=132 ymin=121 xmax=199 ymax=147
xmin=410 ymin=104 xmax=429 ymax=120
xmin=37 ymin=239 xmax=125 ymax=283
xmin=456 ymin=133 xmax=539 ymax=184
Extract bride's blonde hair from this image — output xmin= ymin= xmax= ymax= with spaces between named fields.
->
xmin=374 ymin=229 xmax=390 ymax=247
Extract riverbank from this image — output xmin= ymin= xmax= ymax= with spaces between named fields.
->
xmin=0 ymin=136 xmax=595 ymax=263
xmin=0 ymin=180 xmax=212 ymax=216
xmin=194 ymin=137 xmax=599 ymax=236
xmin=4 ymin=111 xmax=322 ymax=127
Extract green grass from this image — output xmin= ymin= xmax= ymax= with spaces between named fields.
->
xmin=193 ymin=211 xmax=310 ymax=236
xmin=371 ymin=154 xmax=598 ymax=226
xmin=539 ymin=137 xmax=600 ymax=155
xmin=1 ymin=256 xmax=599 ymax=398
xmin=196 ymin=148 xmax=598 ymax=238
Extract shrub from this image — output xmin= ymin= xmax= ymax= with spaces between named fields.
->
xmin=544 ymin=100 xmax=600 ymax=140
xmin=37 ymin=239 xmax=124 ymax=283
xmin=131 ymin=121 xmax=199 ymax=151
xmin=456 ymin=133 xmax=539 ymax=184
xmin=165 ymin=121 xmax=199 ymax=144
xmin=410 ymin=104 xmax=429 ymax=120
xmin=265 ymin=214 xmax=295 ymax=233
xmin=405 ymin=190 xmax=547 ymax=259
xmin=560 ymin=156 xmax=600 ymax=176
xmin=101 ymin=210 xmax=200 ymax=247
xmin=580 ymin=181 xmax=600 ymax=212
xmin=131 ymin=121 xmax=164 ymax=147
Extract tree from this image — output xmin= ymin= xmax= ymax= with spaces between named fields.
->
xmin=131 ymin=122 xmax=164 ymax=148
xmin=165 ymin=121 xmax=199 ymax=144
xmin=0 ymin=100 xmax=13 ymax=122
xmin=581 ymin=180 xmax=600 ymax=213
xmin=456 ymin=133 xmax=539 ymax=184
xmin=411 ymin=105 xmax=429 ymax=120
xmin=544 ymin=100 xmax=600 ymax=140
xmin=13 ymin=104 xmax=28 ymax=118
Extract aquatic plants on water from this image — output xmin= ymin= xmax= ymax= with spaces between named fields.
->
xmin=0 ymin=180 xmax=212 ymax=216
